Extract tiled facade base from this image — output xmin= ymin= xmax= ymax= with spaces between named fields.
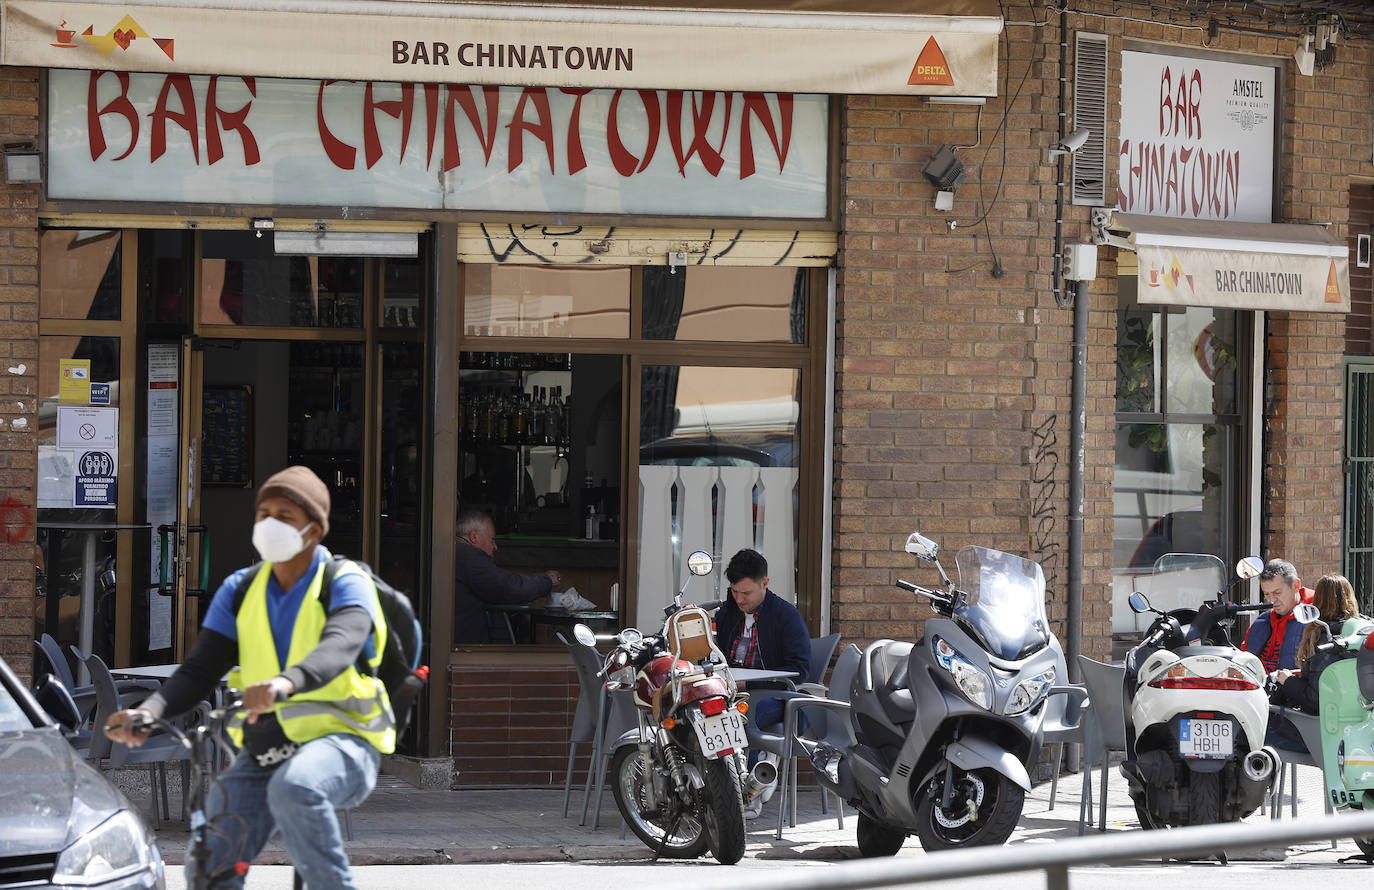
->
xmin=449 ymin=664 xmax=588 ymax=788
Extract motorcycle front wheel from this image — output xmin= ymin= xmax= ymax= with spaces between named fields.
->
xmin=701 ymin=756 xmax=746 ymax=864
xmin=611 ymin=746 xmax=710 ymax=859
xmin=913 ymin=764 xmax=1024 ymax=851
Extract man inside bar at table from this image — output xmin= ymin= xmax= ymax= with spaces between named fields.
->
xmin=454 ymin=508 xmax=562 ymax=643
xmin=1244 ymin=557 xmax=1315 ymax=672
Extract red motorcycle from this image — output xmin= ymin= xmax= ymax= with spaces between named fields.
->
xmin=573 ymin=550 xmax=774 ymax=864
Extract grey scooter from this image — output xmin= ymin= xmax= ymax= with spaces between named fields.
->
xmin=804 ymin=532 xmax=1078 ymax=855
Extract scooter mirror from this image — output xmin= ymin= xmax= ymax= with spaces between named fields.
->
xmin=1292 ymin=603 xmax=1320 ymax=625
xmin=572 ymin=623 xmax=598 ymax=647
xmin=687 ymin=551 xmax=713 ymax=576
xmin=905 ymin=532 xmax=939 ymax=562
xmin=1128 ymin=591 xmax=1152 ymax=613
xmin=1235 ymin=555 xmax=1265 ymax=580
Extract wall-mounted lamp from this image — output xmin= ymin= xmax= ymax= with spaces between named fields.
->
xmin=921 ymin=144 xmax=966 ymax=191
xmin=2 ymin=143 xmax=41 ymax=184
xmin=1046 ymin=128 xmax=1091 ymax=160
xmin=1294 ymin=34 xmax=1315 ymax=76
xmin=252 ymin=218 xmax=275 ymax=239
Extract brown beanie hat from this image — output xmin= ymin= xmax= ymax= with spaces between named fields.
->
xmin=256 ymin=465 xmax=330 ymax=540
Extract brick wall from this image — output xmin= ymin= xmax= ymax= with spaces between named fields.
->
xmin=831 ymin=1 xmax=1369 ymax=660
xmin=0 ymin=66 xmax=39 ymax=679
xmin=830 ymin=8 xmax=1116 ymax=660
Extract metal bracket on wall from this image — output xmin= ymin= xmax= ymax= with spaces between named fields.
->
xmin=667 ymin=250 xmax=688 ymax=275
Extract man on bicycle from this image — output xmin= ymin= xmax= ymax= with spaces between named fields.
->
xmin=107 ymin=466 xmax=391 ymax=889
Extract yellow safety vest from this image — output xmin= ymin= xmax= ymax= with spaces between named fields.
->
xmin=227 ymin=559 xmax=395 ymax=754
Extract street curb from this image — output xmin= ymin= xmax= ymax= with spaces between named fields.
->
xmin=160 ymin=844 xmax=654 ymax=867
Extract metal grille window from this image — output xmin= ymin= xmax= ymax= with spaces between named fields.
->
xmin=1344 ymin=362 xmax=1374 ymax=616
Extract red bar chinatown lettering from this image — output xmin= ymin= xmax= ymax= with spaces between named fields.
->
xmin=364 ymin=82 xmax=415 ymax=169
xmin=444 ymin=85 xmax=500 ymax=172
xmin=87 ymin=71 xmax=138 ymax=161
xmin=506 ymin=87 xmax=555 ymax=173
xmin=206 ymin=76 xmax=259 ymax=166
xmin=317 ymin=80 xmax=356 ymax=169
xmin=1158 ymin=67 xmax=1202 ymax=139
xmin=739 ymin=93 xmax=792 ymax=179
xmin=560 ymin=88 xmax=593 ymax=175
xmin=422 ymin=84 xmax=440 ymax=167
xmin=607 ymin=89 xmax=660 ymax=176
xmin=667 ymin=91 xmax=730 ymax=177
xmin=150 ymin=75 xmax=199 ymax=164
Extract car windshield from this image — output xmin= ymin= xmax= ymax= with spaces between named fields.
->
xmin=952 ymin=545 xmax=1050 ymax=660
xmin=0 ymin=680 xmax=32 ymax=731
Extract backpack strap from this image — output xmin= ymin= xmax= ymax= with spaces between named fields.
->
xmin=231 ymin=561 xmax=267 ymax=614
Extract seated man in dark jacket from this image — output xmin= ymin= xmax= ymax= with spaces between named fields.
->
xmin=453 ymin=509 xmax=560 ymax=643
xmin=713 ymin=548 xmax=810 ymax=730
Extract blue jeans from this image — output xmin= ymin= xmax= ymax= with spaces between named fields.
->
xmin=193 ymin=733 xmax=380 ymax=890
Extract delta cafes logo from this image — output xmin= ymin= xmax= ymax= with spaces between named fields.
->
xmin=908 ymin=36 xmax=955 ymax=87
xmin=48 ymin=14 xmax=174 ymax=60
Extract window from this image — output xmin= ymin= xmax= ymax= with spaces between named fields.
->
xmin=1113 ymin=294 xmax=1243 ymax=650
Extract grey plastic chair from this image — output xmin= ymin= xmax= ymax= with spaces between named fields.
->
xmin=1076 ymin=656 xmax=1127 ymax=835
xmin=1268 ymin=706 xmax=1334 ymax=832
xmin=758 ymin=643 xmax=861 ymax=840
xmin=557 ymin=633 xmax=637 ymax=830
xmin=85 ymin=652 xmax=198 ymax=826
xmin=797 ymin=633 xmax=842 ymax=693
xmin=1041 ymin=679 xmax=1089 ymax=812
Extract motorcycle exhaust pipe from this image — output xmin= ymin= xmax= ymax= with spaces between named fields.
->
xmin=741 ymin=760 xmax=778 ymax=807
xmin=1243 ymin=746 xmax=1278 ymax=783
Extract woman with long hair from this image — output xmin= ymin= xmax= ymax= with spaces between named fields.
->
xmin=1271 ymin=573 xmax=1362 ymax=714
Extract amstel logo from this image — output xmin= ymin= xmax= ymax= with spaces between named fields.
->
xmin=48 ymin=15 xmax=174 ymax=59
xmin=908 ymin=36 xmax=955 ymax=87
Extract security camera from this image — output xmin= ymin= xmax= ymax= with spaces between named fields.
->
xmin=1047 ymin=128 xmax=1091 ymax=159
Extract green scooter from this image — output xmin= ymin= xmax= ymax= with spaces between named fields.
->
xmin=1313 ymin=621 xmax=1374 ymax=858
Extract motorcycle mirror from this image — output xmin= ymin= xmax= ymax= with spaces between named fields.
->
xmin=1292 ymin=603 xmax=1320 ymax=625
xmin=572 ymin=623 xmax=598 ymax=647
xmin=905 ymin=532 xmax=939 ymax=562
xmin=686 ymin=551 xmax=713 ymax=576
xmin=1235 ymin=555 xmax=1264 ymax=580
xmin=1128 ymin=591 xmax=1152 ymax=613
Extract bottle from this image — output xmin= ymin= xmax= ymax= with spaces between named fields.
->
xmin=585 ymin=504 xmax=597 ymax=540
xmin=527 ymin=387 xmax=543 ymax=445
xmin=512 ymin=390 xmax=528 ymax=443
xmin=547 ymin=386 xmax=564 ymax=445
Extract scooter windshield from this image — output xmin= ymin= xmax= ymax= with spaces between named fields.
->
xmin=953 ymin=545 xmax=1050 ymax=661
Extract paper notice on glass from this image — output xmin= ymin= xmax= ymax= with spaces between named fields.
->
xmin=147 ymin=343 xmax=179 ymax=438
xmin=59 ymin=358 xmax=91 ymax=404
xmin=37 ymin=446 xmax=75 ymax=508
xmin=146 ymin=433 xmax=177 ymax=651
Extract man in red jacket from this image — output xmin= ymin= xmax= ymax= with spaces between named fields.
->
xmin=1243 ymin=558 xmax=1314 ymax=672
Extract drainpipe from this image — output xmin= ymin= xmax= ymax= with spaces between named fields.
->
xmin=1052 ymin=5 xmax=1084 ymax=682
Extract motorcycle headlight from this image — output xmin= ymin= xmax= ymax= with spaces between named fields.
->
xmin=53 ymin=809 xmax=159 ymax=886
xmin=1005 ymin=669 xmax=1056 ymax=717
xmin=932 ymin=636 xmax=991 ymax=710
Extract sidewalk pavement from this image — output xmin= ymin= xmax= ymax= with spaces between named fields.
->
xmin=147 ymin=758 xmax=1368 ymax=867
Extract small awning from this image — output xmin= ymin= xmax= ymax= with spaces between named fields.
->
xmin=1 ymin=0 xmax=1002 ymax=95
xmin=1101 ymin=212 xmax=1351 ymax=314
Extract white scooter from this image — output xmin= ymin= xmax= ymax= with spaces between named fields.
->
xmin=1121 ymin=553 xmax=1316 ymax=830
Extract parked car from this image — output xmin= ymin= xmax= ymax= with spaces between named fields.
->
xmin=0 ymin=655 xmax=166 ymax=889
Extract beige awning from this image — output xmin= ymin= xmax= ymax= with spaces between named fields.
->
xmin=1102 ymin=212 xmax=1351 ymax=314
xmin=1 ymin=0 xmax=1002 ymax=95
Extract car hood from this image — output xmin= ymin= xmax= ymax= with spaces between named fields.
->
xmin=0 ymin=726 xmax=125 ymax=857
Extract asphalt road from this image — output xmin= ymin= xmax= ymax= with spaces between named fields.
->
xmin=163 ymin=856 xmax=1374 ymax=890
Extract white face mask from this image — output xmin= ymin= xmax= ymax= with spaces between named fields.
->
xmin=252 ymin=517 xmax=315 ymax=563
